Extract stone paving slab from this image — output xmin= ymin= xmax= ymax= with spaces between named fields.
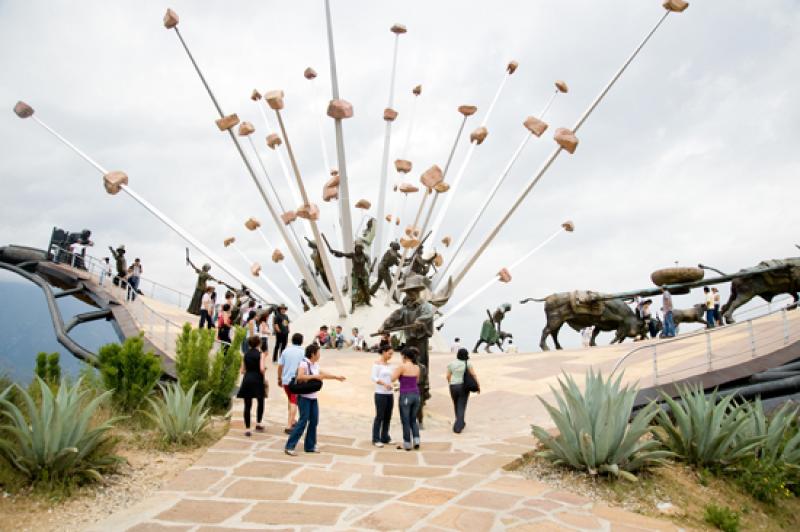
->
xmin=92 ymin=334 xmax=730 ymax=531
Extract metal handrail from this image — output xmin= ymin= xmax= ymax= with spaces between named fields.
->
xmin=610 ymin=295 xmax=796 ymax=378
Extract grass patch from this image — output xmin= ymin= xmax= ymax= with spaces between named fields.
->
xmin=512 ymin=447 xmax=800 ymax=530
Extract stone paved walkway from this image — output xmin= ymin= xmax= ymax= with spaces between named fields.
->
xmin=95 ymin=344 xmax=688 ymax=531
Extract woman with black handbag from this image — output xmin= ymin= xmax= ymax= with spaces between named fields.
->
xmin=284 ymin=344 xmax=346 ymax=456
xmin=446 ymin=348 xmax=481 ymax=433
xmin=236 ymin=336 xmax=267 ymax=437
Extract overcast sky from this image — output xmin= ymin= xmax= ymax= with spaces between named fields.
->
xmin=1 ymin=0 xmax=798 ymax=351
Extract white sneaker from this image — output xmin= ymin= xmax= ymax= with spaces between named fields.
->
xmin=373 ymin=442 xmax=384 ymax=448
xmin=284 ymin=448 xmax=297 ymax=456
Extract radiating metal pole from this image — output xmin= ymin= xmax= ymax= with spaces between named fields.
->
xmin=434 ymin=226 xmax=565 ymax=326
xmin=375 ymin=31 xmax=402 ymax=259
xmin=28 ymin=112 xmax=288 ymax=311
xmin=274 ymin=108 xmax=348 ymax=317
xmin=168 ymin=24 xmax=325 ymax=307
xmin=418 ymin=115 xmax=469 ymax=238
xmin=451 ymin=11 xmax=672 ymax=290
xmin=434 ymin=92 xmax=561 ymax=290
xmin=427 ymin=69 xmax=511 ymax=243
xmin=323 ymin=0 xmax=355 ymax=282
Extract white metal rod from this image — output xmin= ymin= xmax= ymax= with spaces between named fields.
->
xmin=256 ymin=102 xmax=304 ymax=210
xmin=418 ymin=115 xmax=469 ymax=237
xmin=275 ymin=109 xmax=348 ymax=317
xmin=374 ymin=32 xmax=401 ymax=260
xmin=435 ymin=226 xmax=565 ymax=326
xmin=433 ymin=91 xmax=561 ymax=290
xmin=33 ymin=116 xmax=108 ymax=174
xmin=171 ymin=25 xmax=324 ymax=307
xmin=323 ymin=0 xmax=355 ymax=282
xmin=384 ymin=188 xmax=430 ymax=305
xmin=428 ymin=70 xmax=510 ymax=243
xmin=451 ymin=11 xmax=672 ymax=290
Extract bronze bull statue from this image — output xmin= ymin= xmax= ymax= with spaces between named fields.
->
xmin=521 ymin=291 xmax=645 ymax=351
xmin=672 ymin=304 xmax=708 ymax=327
xmin=715 ymin=258 xmax=800 ymax=323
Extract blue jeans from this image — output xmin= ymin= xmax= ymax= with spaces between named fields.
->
xmin=372 ymin=393 xmax=393 ymax=444
xmin=705 ymin=309 xmax=716 ymax=328
xmin=663 ymin=311 xmax=676 ymax=337
xmin=286 ymin=396 xmax=318 ymax=451
xmin=398 ymin=392 xmax=420 ymax=449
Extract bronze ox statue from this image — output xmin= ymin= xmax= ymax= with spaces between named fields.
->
xmin=711 ymin=258 xmax=800 ymax=323
xmin=521 ymin=291 xmax=646 ymax=351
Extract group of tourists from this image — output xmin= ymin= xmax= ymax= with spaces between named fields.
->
xmin=314 ymin=325 xmax=367 ymax=350
xmin=234 ymin=329 xmax=482 ymax=453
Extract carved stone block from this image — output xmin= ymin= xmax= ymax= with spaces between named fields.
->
xmin=265 ymin=90 xmax=285 ymax=110
xmin=434 ymin=182 xmax=450 ymax=193
xmin=355 ymin=199 xmax=371 ymax=210
xmin=420 ymin=164 xmax=443 ymax=188
xmin=323 ymin=185 xmax=339 ymax=202
xmin=163 ymin=8 xmax=179 ymax=29
xmin=441 ymin=236 xmax=452 ymax=247
xmin=400 ymin=236 xmax=420 ymax=249
xmin=327 ymin=99 xmax=354 ymax=119
xmin=394 ymin=159 xmax=412 ymax=174
xmin=223 ymin=237 xmax=236 ymax=247
xmin=498 ymin=268 xmax=512 ymax=283
xmin=304 ymin=67 xmax=317 ymax=80
xmin=470 ymin=126 xmax=488 ymax=145
xmin=385 ymin=214 xmax=393 ymax=223
xmin=266 ymin=133 xmax=282 ymax=149
xmin=390 ymin=23 xmax=407 ymax=34
xmin=554 ymin=128 xmax=579 ymax=154
xmin=251 ymin=262 xmax=262 ymax=277
xmin=103 ymin=171 xmax=128 ymax=195
xmin=524 ymin=116 xmax=548 ymax=137
xmin=215 ymin=114 xmax=240 ymax=131
xmin=296 ymin=203 xmax=320 ymax=221
xmin=384 ymin=108 xmax=398 ymax=121
xmin=663 ymin=0 xmax=689 ymax=12
xmin=458 ymin=105 xmax=477 ymax=117
xmin=272 ymin=249 xmax=285 ymax=263
xmin=250 ymin=89 xmax=262 ymax=101
xmin=562 ymin=220 xmax=575 ymax=232
xmin=398 ymin=183 xmax=419 ymax=194
xmin=506 ymin=60 xmax=519 ymax=74
xmin=237 ymin=121 xmax=255 ymax=136
xmin=412 ymin=85 xmax=422 ymax=96
xmin=281 ymin=211 xmax=297 ymax=225
xmin=13 ymin=101 xmax=34 ymax=118
xmin=433 ymin=253 xmax=444 ymax=267
xmin=244 ymin=217 xmax=261 ymax=231
xmin=555 ymin=80 xmax=569 ymax=93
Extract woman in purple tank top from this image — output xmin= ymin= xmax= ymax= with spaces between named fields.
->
xmin=391 ymin=347 xmax=421 ymax=450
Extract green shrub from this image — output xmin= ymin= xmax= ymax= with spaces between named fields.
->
xmin=34 ymin=352 xmax=61 ymax=386
xmin=175 ymin=324 xmax=243 ymax=413
xmin=704 ymin=503 xmax=740 ymax=532
xmin=653 ymin=385 xmax=762 ymax=467
xmin=733 ymin=457 xmax=790 ymax=503
xmin=0 ymin=377 xmax=121 ymax=487
xmin=737 ymin=399 xmax=800 ymax=466
xmin=531 ymin=370 xmax=671 ymax=481
xmin=145 ymin=382 xmax=210 ymax=444
xmin=98 ymin=335 xmax=161 ymax=413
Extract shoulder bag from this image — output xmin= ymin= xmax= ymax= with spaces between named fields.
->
xmin=288 ymin=360 xmax=324 ymax=394
xmin=462 ymin=361 xmax=480 ymax=393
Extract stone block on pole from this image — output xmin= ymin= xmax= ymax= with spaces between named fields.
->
xmin=215 ymin=114 xmax=239 ymax=131
xmin=663 ymin=0 xmax=690 ymax=13
xmin=470 ymin=126 xmax=488 ymax=145
xmin=237 ymin=121 xmax=255 ymax=136
xmin=250 ymin=262 xmax=262 ymax=276
xmin=383 ymin=108 xmax=398 ymax=121
xmin=304 ymin=67 xmax=318 ymax=80
xmin=13 ymin=101 xmax=34 ymax=118
xmin=524 ymin=116 xmax=549 ymax=137
xmin=420 ymin=164 xmax=443 ymax=188
xmin=266 ymin=133 xmax=282 ymax=149
xmin=244 ymin=217 xmax=260 ymax=231
xmin=163 ymin=8 xmax=179 ymax=29
xmin=103 ymin=171 xmax=128 ymax=195
xmin=281 ymin=211 xmax=297 ymax=225
xmin=394 ymin=159 xmax=412 ymax=173
xmin=554 ymin=128 xmax=579 ymax=154
xmin=265 ymin=90 xmax=285 ymax=110
xmin=327 ymin=99 xmax=354 ymax=119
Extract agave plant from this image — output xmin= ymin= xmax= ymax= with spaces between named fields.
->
xmin=531 ymin=370 xmax=670 ymax=481
xmin=653 ymin=384 xmax=763 ymax=467
xmin=0 ymin=377 xmax=121 ymax=485
xmin=737 ymin=398 xmax=800 ymax=466
xmin=145 ymin=381 xmax=210 ymax=444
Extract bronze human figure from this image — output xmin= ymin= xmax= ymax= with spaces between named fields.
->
xmin=299 ymin=278 xmax=317 ymax=311
xmin=108 ymin=245 xmax=127 ymax=287
xmin=328 ymin=239 xmax=372 ymax=312
xmin=370 ymin=241 xmax=401 ymax=301
xmin=379 ymin=274 xmax=434 ymax=424
xmin=186 ymin=257 xmax=218 ymax=315
xmin=305 ymin=237 xmax=330 ymax=291
xmin=473 ymin=303 xmax=513 ymax=353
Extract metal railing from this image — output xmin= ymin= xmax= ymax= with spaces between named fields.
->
xmin=611 ymin=296 xmax=798 ymax=385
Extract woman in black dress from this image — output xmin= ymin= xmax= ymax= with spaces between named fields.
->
xmin=237 ymin=336 xmax=267 ymax=436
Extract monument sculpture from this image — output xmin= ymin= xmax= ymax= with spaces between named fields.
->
xmin=370 ymin=241 xmax=401 ymax=301
xmin=327 ymin=237 xmax=372 ymax=312
xmin=305 ymin=237 xmax=330 ymax=291
xmin=108 ymin=245 xmax=127 ymax=286
xmin=186 ymin=254 xmax=219 ymax=315
xmin=379 ymin=274 xmax=434 ymax=423
xmin=521 ymin=291 xmax=646 ymax=350
xmin=716 ymin=258 xmax=800 ymax=323
xmin=473 ymin=303 xmax=513 ymax=353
